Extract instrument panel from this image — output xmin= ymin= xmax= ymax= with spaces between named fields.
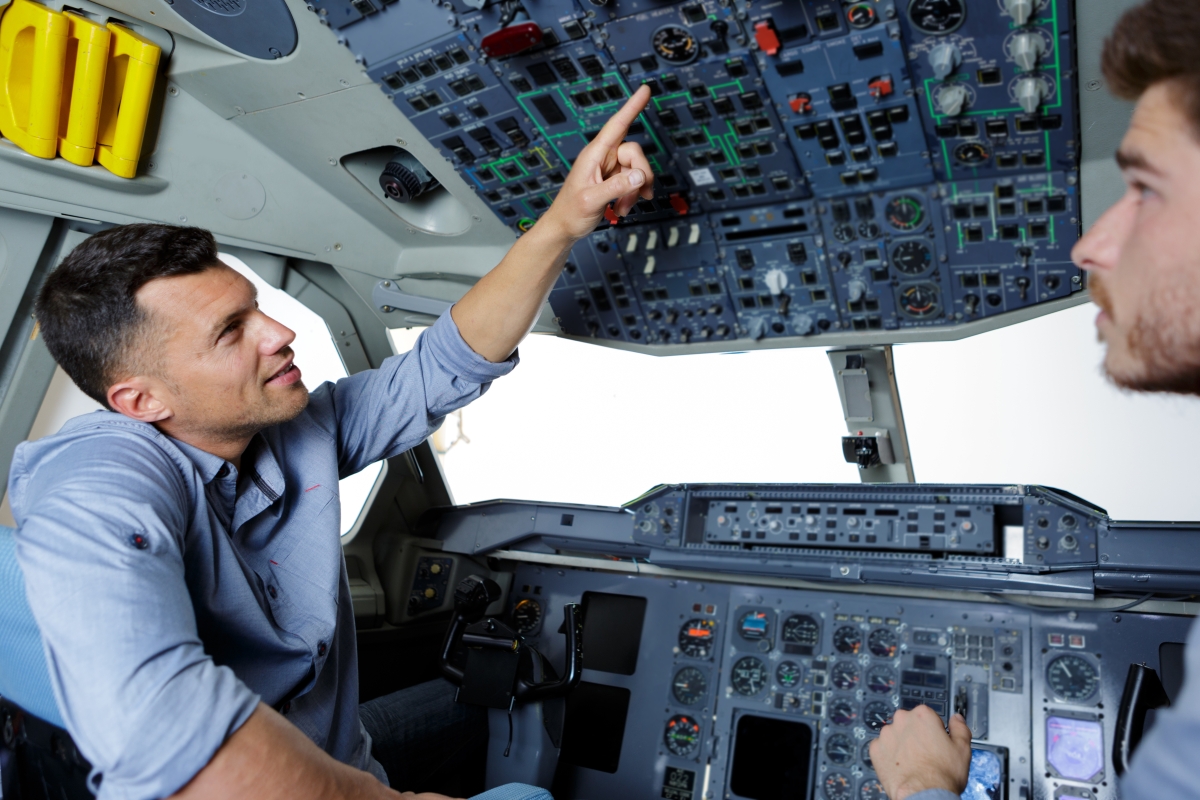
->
xmin=491 ymin=564 xmax=1190 ymax=800
xmin=311 ymin=0 xmax=1086 ymax=347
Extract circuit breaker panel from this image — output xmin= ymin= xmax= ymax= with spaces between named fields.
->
xmin=315 ymin=0 xmax=1083 ymax=347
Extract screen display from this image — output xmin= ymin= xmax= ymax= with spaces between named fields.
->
xmin=1046 ymin=715 xmax=1104 ymax=782
xmin=581 ymin=592 xmax=648 ymax=675
xmin=729 ymin=714 xmax=812 ymax=800
xmin=961 ymin=748 xmax=1004 ymax=800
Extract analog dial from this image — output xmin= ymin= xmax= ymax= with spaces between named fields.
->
xmin=664 ymin=714 xmax=702 ymax=757
xmin=907 ymin=0 xmax=966 ymax=35
xmin=954 ymin=142 xmax=990 ymax=164
xmin=782 ymin=614 xmax=821 ymax=648
xmin=739 ymin=610 xmax=771 ymax=642
xmin=863 ymin=701 xmax=893 ymax=731
xmin=825 ymin=732 xmax=855 ymax=765
xmin=861 ymin=739 xmax=875 ymax=768
xmin=831 ymin=661 xmax=861 ymax=690
xmin=899 ymin=284 xmax=941 ymax=318
xmin=858 ymin=221 xmax=881 ymax=239
xmin=1047 ymin=654 xmax=1099 ymax=703
xmin=672 ymin=666 xmax=708 ymax=706
xmin=846 ymin=3 xmax=876 ymax=29
xmin=652 ymin=25 xmax=699 ymax=64
xmin=731 ymin=656 xmax=768 ymax=696
xmin=512 ymin=599 xmax=542 ymax=635
xmin=824 ymin=772 xmax=853 ymax=800
xmin=777 ymin=661 xmax=803 ymax=688
xmin=859 ymin=779 xmax=887 ymax=800
xmin=679 ymin=618 xmax=717 ymax=658
xmin=833 ymin=223 xmax=858 ymax=243
xmin=884 ymin=195 xmax=925 ymax=231
xmin=868 ymin=628 xmax=899 ymax=659
xmin=833 ymin=626 xmax=863 ymax=655
xmin=867 ymin=665 xmax=896 ymax=694
xmin=829 ymin=697 xmax=858 ymax=726
xmin=891 ymin=240 xmax=932 ymax=275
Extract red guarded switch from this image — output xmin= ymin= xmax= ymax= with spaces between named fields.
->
xmin=789 ymin=93 xmax=813 ymax=114
xmin=480 ymin=22 xmax=543 ymax=58
xmin=604 ymin=205 xmax=620 ymax=225
xmin=669 ymin=193 xmax=690 ymax=215
xmin=754 ymin=20 xmax=781 ymax=56
xmin=868 ymin=76 xmax=894 ymax=99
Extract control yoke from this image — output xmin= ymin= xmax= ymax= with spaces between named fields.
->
xmin=439 ymin=575 xmax=583 ymax=708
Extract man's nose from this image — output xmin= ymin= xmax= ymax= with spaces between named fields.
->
xmin=1071 ymin=192 xmax=1133 ymax=274
xmin=258 ymin=312 xmax=296 ymax=353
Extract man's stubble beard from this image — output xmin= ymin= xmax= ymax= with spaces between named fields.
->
xmin=1091 ymin=273 xmax=1200 ymax=395
xmin=182 ymin=382 xmax=311 ymax=447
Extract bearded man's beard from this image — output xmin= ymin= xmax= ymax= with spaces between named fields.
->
xmin=1092 ymin=273 xmax=1200 ymax=395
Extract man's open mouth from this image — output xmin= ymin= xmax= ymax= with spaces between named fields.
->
xmin=266 ymin=360 xmax=300 ymax=385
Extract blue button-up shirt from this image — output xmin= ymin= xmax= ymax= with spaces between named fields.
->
xmin=8 ymin=309 xmax=516 ymax=800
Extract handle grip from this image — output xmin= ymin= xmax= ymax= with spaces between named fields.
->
xmin=1113 ymin=662 xmax=1170 ymax=776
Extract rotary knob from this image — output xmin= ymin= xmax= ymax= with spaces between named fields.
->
xmin=764 ymin=268 xmax=789 ymax=295
xmin=1015 ymin=76 xmax=1046 ymax=114
xmin=1004 ymin=0 xmax=1034 ymax=26
xmin=793 ymin=313 xmax=814 ymax=335
xmin=847 ymin=280 xmax=867 ymax=303
xmin=1011 ymin=32 xmax=1045 ymax=72
xmin=936 ymin=84 xmax=970 ymax=116
xmin=929 ymin=42 xmax=962 ymax=80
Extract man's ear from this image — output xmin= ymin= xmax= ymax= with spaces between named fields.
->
xmin=107 ymin=377 xmax=174 ymax=423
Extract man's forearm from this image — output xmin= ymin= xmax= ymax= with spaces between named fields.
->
xmin=451 ymin=214 xmax=575 ymax=363
xmin=171 ymin=703 xmax=397 ymax=800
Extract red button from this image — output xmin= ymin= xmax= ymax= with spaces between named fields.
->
xmin=868 ymin=77 xmax=894 ymax=98
xmin=754 ymin=21 xmax=781 ymax=56
xmin=789 ymin=94 xmax=812 ymax=114
xmin=604 ymin=205 xmax=619 ymax=225
xmin=480 ymin=22 xmax=543 ymax=58
xmin=669 ymin=193 xmax=689 ymax=215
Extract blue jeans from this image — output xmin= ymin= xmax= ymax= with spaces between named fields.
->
xmin=360 ymin=678 xmax=489 ymax=796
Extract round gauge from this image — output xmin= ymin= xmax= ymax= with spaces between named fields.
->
xmin=731 ymin=656 xmax=768 ymax=696
xmin=777 ymin=661 xmax=803 ymax=688
xmin=824 ymin=772 xmax=853 ymax=800
xmin=868 ymin=629 xmax=899 ymax=659
xmin=664 ymin=714 xmax=702 ymax=757
xmin=858 ymin=221 xmax=881 ymax=239
xmin=891 ymin=240 xmax=933 ymax=275
xmin=829 ymin=697 xmax=858 ymax=726
xmin=672 ymin=666 xmax=708 ymax=706
xmin=863 ymin=701 xmax=893 ymax=731
xmin=782 ymin=614 xmax=821 ymax=649
xmin=679 ymin=618 xmax=717 ymax=658
xmin=1046 ymin=654 xmax=1099 ymax=703
xmin=831 ymin=661 xmax=861 ymax=690
xmin=861 ymin=739 xmax=875 ymax=768
xmin=859 ymin=779 xmax=887 ymax=800
xmin=739 ymin=610 xmax=771 ymax=642
xmin=652 ymin=25 xmax=699 ymax=64
xmin=866 ymin=665 xmax=896 ymax=694
xmin=833 ymin=626 xmax=863 ymax=655
xmin=954 ymin=142 xmax=991 ymax=165
xmin=846 ymin=3 xmax=876 ymax=29
xmin=825 ymin=732 xmax=855 ymax=765
xmin=884 ymin=195 xmax=925 ymax=231
xmin=512 ymin=598 xmax=542 ymax=635
xmin=907 ymin=0 xmax=966 ymax=35
xmin=899 ymin=283 xmax=941 ymax=318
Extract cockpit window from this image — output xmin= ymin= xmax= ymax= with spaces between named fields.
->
xmin=389 ymin=327 xmax=859 ymax=506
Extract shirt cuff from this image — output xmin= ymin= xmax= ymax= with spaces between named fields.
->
xmin=423 ymin=306 xmax=519 ymax=385
xmin=906 ymin=790 xmax=961 ymax=800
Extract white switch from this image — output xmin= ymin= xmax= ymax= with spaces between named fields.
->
xmin=1015 ymin=76 xmax=1045 ymax=114
xmin=688 ymin=223 xmax=701 ymax=245
xmin=1005 ymin=0 xmax=1034 ymax=26
xmin=764 ymin=268 xmax=789 ymax=295
xmin=936 ymin=84 xmax=970 ymax=117
xmin=625 ymin=233 xmax=638 ymax=253
xmin=667 ymin=226 xmax=680 ymax=248
xmin=643 ymin=255 xmax=657 ymax=275
xmin=646 ymin=229 xmax=658 ymax=250
xmin=929 ymin=42 xmax=962 ymax=81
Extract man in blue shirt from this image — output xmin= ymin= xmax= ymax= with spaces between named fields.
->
xmin=872 ymin=1 xmax=1200 ymax=798
xmin=9 ymin=89 xmax=655 ymax=800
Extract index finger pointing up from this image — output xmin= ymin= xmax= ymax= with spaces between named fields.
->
xmin=590 ymin=84 xmax=652 ymax=151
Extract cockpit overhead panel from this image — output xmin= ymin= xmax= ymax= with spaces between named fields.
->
xmin=315 ymin=0 xmax=1085 ymax=351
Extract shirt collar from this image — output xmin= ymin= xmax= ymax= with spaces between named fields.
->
xmin=170 ymin=437 xmax=231 ymax=485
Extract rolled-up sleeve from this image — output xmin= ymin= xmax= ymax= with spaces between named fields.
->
xmin=308 ymin=306 xmax=518 ymax=477
xmin=12 ymin=434 xmax=260 ymax=800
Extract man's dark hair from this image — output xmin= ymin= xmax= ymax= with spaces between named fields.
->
xmin=1103 ymin=0 xmax=1200 ymax=133
xmin=36 ymin=224 xmax=221 ymax=408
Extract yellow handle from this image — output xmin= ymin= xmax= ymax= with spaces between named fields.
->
xmin=58 ymin=11 xmax=109 ymax=166
xmin=0 ymin=0 xmax=69 ymax=159
xmin=96 ymin=22 xmax=159 ymax=179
